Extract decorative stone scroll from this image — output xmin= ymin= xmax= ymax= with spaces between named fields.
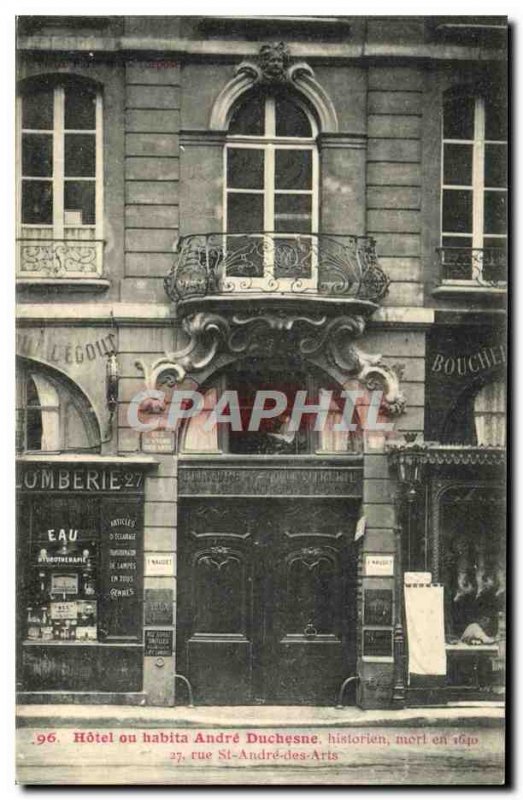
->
xmin=209 ymin=42 xmax=339 ymax=133
xmin=135 ymin=309 xmax=406 ymax=418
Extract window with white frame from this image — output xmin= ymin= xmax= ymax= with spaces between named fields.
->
xmin=441 ymin=88 xmax=507 ymax=283
xmin=17 ymin=79 xmax=103 ymax=278
xmin=474 ymin=380 xmax=506 ymax=447
xmin=224 ymin=91 xmax=319 ymax=289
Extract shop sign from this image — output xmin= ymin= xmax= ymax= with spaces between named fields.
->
xmin=142 ymin=430 xmax=176 ymax=454
xmin=50 ymin=601 xmax=78 ymax=620
xmin=16 ymin=329 xmax=117 ymax=367
xmin=430 ymin=344 xmax=506 ymax=379
xmin=178 ymin=465 xmax=363 ymax=497
xmin=145 ymin=554 xmax=175 ymax=577
xmin=144 ymin=589 xmax=174 ymax=625
xmin=363 ymin=589 xmax=393 ymax=626
xmin=145 ymin=629 xmax=173 ymax=657
xmin=364 ymin=554 xmax=394 ymax=577
xmin=17 ymin=465 xmax=145 ymax=493
xmin=363 ymin=630 xmax=393 ymax=658
xmin=50 ymin=574 xmax=79 ymax=595
xmin=99 ymin=501 xmax=143 ymax=641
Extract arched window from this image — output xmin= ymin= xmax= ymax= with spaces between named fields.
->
xmin=17 ymin=76 xmax=103 ymax=278
xmin=16 ymin=361 xmax=100 ymax=453
xmin=224 ymin=91 xmax=319 ymax=290
xmin=474 ymin=380 xmax=506 ymax=446
xmin=440 ymin=87 xmax=507 ymax=283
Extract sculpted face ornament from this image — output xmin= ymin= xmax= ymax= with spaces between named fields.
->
xmin=258 ymin=42 xmax=291 ymax=84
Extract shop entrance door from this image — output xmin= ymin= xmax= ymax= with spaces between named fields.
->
xmin=176 ymin=498 xmax=358 ymax=705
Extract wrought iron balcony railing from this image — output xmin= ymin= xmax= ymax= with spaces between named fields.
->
xmin=164 ymin=232 xmax=390 ymax=304
xmin=437 ymin=246 xmax=507 ymax=287
xmin=17 ymin=239 xmax=104 ymax=280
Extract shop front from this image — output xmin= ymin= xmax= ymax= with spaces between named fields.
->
xmin=388 ymin=322 xmax=507 ymax=705
xmin=16 ymin=459 xmax=156 ymax=702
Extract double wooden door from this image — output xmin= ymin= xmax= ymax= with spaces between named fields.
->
xmin=176 ymin=498 xmax=358 ymax=705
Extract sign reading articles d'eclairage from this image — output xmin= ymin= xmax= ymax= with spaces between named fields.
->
xmin=364 ymin=554 xmax=394 ymax=577
xmin=145 ymin=554 xmax=175 ymax=577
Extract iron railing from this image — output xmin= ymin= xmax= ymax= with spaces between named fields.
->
xmin=437 ymin=246 xmax=507 ymax=287
xmin=164 ymin=232 xmax=390 ymax=304
xmin=17 ymin=239 xmax=104 ymax=279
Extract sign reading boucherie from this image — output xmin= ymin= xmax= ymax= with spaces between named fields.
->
xmin=16 ymin=465 xmax=144 ymax=492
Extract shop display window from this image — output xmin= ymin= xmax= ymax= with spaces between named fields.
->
xmin=24 ymin=497 xmax=98 ymax=643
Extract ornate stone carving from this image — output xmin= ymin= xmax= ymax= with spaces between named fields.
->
xmin=209 ymin=45 xmax=339 ymax=132
xmin=258 ymin=42 xmax=291 ymax=83
xmin=135 ymin=309 xmax=406 ymax=418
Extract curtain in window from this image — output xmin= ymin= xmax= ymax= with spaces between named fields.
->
xmin=474 ymin=380 xmax=506 ymax=446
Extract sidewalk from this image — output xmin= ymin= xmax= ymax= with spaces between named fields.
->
xmin=17 ymin=701 xmax=505 ymax=729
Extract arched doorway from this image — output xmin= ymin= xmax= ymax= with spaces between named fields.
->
xmin=175 ymin=358 xmax=365 ymax=705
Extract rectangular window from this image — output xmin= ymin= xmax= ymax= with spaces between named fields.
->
xmin=441 ymin=94 xmax=507 ymax=284
xmin=17 ymin=82 xmax=103 ymax=279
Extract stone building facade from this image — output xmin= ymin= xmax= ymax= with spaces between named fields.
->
xmin=16 ymin=16 xmax=507 ymax=708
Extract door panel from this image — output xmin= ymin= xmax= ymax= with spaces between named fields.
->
xmin=176 ymin=501 xmax=255 ymax=704
xmin=177 ymin=498 xmax=358 ymax=705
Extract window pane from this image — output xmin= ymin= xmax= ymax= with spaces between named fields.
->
xmin=484 ymin=191 xmax=507 ymax=235
xmin=64 ymin=86 xmax=96 ymax=130
xmin=275 ymin=98 xmax=312 ymax=137
xmin=442 ymin=190 xmax=472 ymax=233
xmin=443 ymin=143 xmax=472 ymax=186
xmin=274 ymin=195 xmax=312 ymax=233
xmin=443 ymin=96 xmax=474 ymax=140
xmin=22 ymin=89 xmax=53 ymax=130
xmin=22 ymin=134 xmax=53 ymax=177
xmin=484 ymin=144 xmax=507 ymax=188
xmin=26 ymin=408 xmax=42 ymax=450
xmin=64 ymin=181 xmax=95 ymax=225
xmin=64 ymin=134 xmax=96 ymax=177
xmin=228 ymin=94 xmax=264 ymax=135
xmin=227 ymin=148 xmax=264 ymax=189
xmin=227 ymin=193 xmax=263 ymax=232
xmin=275 ymin=149 xmax=312 ymax=190
xmin=485 ymin=95 xmax=507 ymax=141
xmin=22 ymin=180 xmax=53 ymax=224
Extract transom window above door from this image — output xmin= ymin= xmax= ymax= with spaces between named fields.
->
xmin=224 ymin=92 xmax=319 ymax=290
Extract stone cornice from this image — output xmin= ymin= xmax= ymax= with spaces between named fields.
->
xmin=17 ymin=36 xmax=506 ymax=62
xmin=16 ymin=304 xmax=437 ymax=327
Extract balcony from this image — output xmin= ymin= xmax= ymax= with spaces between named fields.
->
xmin=16 ymin=238 xmax=107 ymax=291
xmin=436 ymin=247 xmax=507 ymax=291
xmin=164 ymin=232 xmax=390 ymax=315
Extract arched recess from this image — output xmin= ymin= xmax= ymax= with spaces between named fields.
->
xmin=209 ymin=60 xmax=339 ymax=134
xmin=17 ymin=356 xmax=102 ymax=453
xmin=176 ymin=353 xmax=388 ymax=457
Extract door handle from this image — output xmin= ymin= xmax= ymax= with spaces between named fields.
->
xmin=304 ymin=622 xmax=317 ymax=639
